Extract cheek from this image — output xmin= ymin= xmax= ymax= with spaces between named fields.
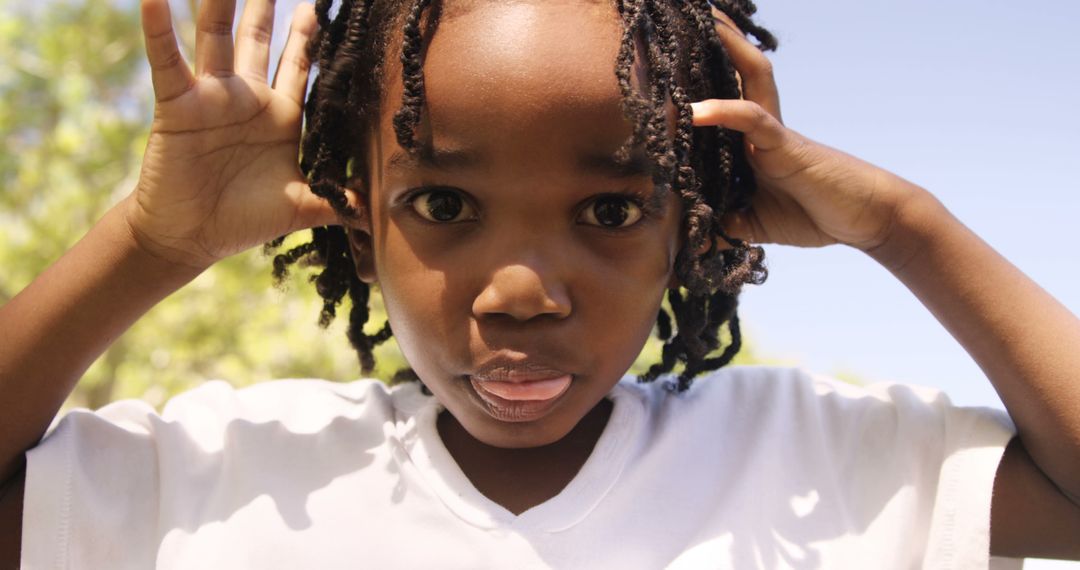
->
xmin=576 ymin=194 xmax=682 ymax=309
xmin=371 ymin=221 xmax=462 ymax=365
xmin=576 ymin=232 xmax=676 ymax=350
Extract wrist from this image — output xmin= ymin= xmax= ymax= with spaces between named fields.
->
xmin=114 ymin=195 xmax=214 ymax=280
xmin=860 ymin=184 xmax=952 ymax=274
xmin=107 ymin=197 xmax=208 ymax=287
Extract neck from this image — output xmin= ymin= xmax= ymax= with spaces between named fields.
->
xmin=436 ymin=399 xmax=614 ymax=514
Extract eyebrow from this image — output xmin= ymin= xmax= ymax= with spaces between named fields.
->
xmin=387 ymin=144 xmax=482 ymax=172
xmin=386 ymin=142 xmax=654 ymax=179
xmin=578 ymin=149 xmax=653 ymax=178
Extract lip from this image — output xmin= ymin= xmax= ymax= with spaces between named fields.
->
xmin=466 ymin=356 xmax=576 ymax=422
xmin=469 ymin=354 xmax=575 ymax=382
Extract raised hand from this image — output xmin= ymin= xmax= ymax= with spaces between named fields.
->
xmin=128 ymin=0 xmax=337 ymax=271
xmin=691 ymin=12 xmax=925 ymax=253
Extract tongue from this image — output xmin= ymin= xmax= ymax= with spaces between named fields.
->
xmin=476 ymin=375 xmax=572 ymax=401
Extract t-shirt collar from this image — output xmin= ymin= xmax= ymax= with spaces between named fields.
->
xmin=391 ymin=377 xmax=646 ymax=532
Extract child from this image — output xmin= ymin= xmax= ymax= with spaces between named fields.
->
xmin=2 ymin=0 xmax=1079 ymax=567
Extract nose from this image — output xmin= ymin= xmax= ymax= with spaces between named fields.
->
xmin=472 ymin=260 xmax=572 ymax=322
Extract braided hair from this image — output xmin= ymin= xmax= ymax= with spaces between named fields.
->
xmin=268 ymin=0 xmax=776 ymax=393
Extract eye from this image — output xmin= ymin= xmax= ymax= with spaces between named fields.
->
xmin=580 ymin=195 xmax=643 ymax=229
xmin=409 ymin=188 xmax=476 ymax=223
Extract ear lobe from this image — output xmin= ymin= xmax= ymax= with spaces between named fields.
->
xmin=346 ymin=226 xmax=378 ymax=285
xmin=667 ymin=273 xmax=681 ymax=291
xmin=668 ymin=232 xmax=685 ymax=291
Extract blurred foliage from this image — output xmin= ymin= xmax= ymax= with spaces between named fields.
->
xmin=0 ymin=0 xmax=760 ymax=412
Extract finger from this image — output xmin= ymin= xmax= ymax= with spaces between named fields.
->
xmin=286 ymin=181 xmax=366 ymax=230
xmin=141 ymin=0 xmax=195 ymax=102
xmin=288 ymin=182 xmax=341 ymax=230
xmin=690 ymin=99 xmax=786 ymax=152
xmin=272 ymin=3 xmax=318 ymax=107
xmin=710 ymin=7 xmax=783 ymax=123
xmin=194 ymin=0 xmax=237 ymax=76
xmin=234 ymin=0 xmax=275 ymax=81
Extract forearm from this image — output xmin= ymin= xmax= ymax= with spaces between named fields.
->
xmin=0 ymin=197 xmax=201 ymax=480
xmin=868 ymin=187 xmax=1080 ymax=499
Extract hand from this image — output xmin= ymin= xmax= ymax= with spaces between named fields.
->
xmin=126 ymin=0 xmax=337 ymax=270
xmin=690 ymin=12 xmax=925 ymax=252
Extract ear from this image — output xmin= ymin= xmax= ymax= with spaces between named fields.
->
xmin=342 ymin=186 xmax=377 ymax=284
xmin=667 ymin=272 xmax=681 ymax=291
xmin=346 ymin=218 xmax=378 ymax=284
xmin=346 ymin=224 xmax=377 ymax=284
xmin=665 ymin=230 xmax=684 ymax=291
xmin=666 ymin=241 xmax=684 ymax=290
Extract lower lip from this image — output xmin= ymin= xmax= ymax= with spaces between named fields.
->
xmin=469 ymin=375 xmax=573 ymax=423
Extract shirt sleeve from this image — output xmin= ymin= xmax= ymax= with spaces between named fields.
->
xmin=21 ymin=379 xmax=387 ymax=570
xmin=23 ymin=399 xmax=164 ymax=570
xmin=803 ymin=371 xmax=1019 ymax=569
xmin=921 ymin=400 xmax=1019 ymax=569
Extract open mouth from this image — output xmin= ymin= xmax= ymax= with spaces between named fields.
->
xmin=469 ymin=375 xmax=573 ymax=422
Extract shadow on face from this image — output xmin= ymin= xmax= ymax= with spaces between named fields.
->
xmin=346 ymin=0 xmax=682 ymax=449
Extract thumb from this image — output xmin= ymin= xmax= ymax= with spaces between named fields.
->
xmin=285 ymin=181 xmax=366 ymax=231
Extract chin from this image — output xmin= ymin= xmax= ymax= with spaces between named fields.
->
xmin=471 ymin=415 xmax=577 ymax=449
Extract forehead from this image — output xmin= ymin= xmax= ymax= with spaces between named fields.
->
xmin=428 ymin=0 xmax=624 ymax=99
xmin=377 ymin=0 xmax=637 ymax=156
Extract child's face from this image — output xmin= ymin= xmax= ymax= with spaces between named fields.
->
xmin=350 ymin=0 xmax=682 ymax=448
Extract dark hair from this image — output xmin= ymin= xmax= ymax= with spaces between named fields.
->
xmin=267 ymin=0 xmax=775 ymax=393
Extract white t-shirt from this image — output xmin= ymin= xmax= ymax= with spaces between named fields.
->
xmin=22 ymin=366 xmax=1019 ymax=569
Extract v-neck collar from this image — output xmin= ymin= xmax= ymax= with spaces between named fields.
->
xmin=391 ymin=377 xmax=646 ymax=532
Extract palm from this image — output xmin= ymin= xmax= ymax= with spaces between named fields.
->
xmin=129 ymin=0 xmax=334 ymax=269
xmin=136 ymin=78 xmax=305 ymax=264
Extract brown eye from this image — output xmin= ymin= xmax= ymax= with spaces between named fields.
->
xmin=411 ymin=189 xmax=475 ymax=223
xmin=581 ymin=196 xmax=642 ymax=228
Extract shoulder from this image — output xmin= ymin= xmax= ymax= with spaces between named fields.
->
xmin=40 ymin=378 xmax=397 ymax=453
xmin=613 ymin=367 xmax=1018 ymax=569
xmin=23 ymin=379 xmax=407 ymax=568
xmin=618 ymin=365 xmax=1014 ymax=445
xmin=159 ymin=378 xmax=394 ymax=431
xmin=617 ymin=365 xmax=875 ymax=413
xmin=631 ymin=363 xmax=999 ymax=411
xmin=28 ymin=378 xmax=403 ymax=508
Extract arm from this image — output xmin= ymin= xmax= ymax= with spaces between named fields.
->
xmin=694 ymin=11 xmax=1080 ymax=558
xmin=868 ymin=186 xmax=1080 ymax=558
xmin=0 ymin=202 xmax=187 ymax=570
xmin=0 ymin=201 xmax=199 ymax=482
xmin=0 ymin=0 xmax=332 ymax=563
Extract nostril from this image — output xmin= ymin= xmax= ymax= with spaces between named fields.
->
xmin=472 ymin=264 xmax=572 ymax=321
xmin=472 ymin=288 xmax=572 ymax=322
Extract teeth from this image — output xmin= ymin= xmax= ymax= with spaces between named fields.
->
xmin=474 ymin=375 xmax=572 ymax=401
